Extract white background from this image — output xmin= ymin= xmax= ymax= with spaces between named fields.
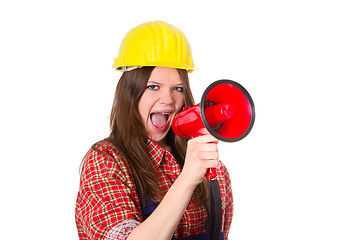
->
xmin=1 ymin=0 xmax=359 ymax=239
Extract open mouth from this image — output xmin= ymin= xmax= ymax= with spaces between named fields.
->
xmin=150 ymin=112 xmax=171 ymax=130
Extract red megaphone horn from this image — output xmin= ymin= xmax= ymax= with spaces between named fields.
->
xmin=171 ymin=79 xmax=255 ymax=181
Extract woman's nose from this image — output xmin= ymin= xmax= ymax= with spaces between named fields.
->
xmin=159 ymin=89 xmax=174 ymax=104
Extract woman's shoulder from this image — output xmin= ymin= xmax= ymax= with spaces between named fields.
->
xmin=91 ymin=139 xmax=119 ymax=155
xmin=217 ymin=160 xmax=234 ymax=218
xmin=81 ymin=139 xmax=130 ymax=180
xmin=218 ymin=160 xmax=231 ymax=180
xmin=216 ymin=161 xmax=233 ymax=195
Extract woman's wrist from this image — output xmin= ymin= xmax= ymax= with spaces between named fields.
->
xmin=177 ymin=170 xmax=202 ymax=190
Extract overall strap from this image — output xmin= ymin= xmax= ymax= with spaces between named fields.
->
xmin=209 ymin=180 xmax=223 ymax=240
xmin=131 ymin=174 xmax=157 ymax=220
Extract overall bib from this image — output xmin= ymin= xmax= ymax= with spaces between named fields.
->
xmin=140 ymin=194 xmax=225 ymax=240
xmin=132 ymin=164 xmax=224 ymax=240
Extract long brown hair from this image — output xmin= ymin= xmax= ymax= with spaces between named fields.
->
xmin=108 ymin=66 xmax=209 ymax=207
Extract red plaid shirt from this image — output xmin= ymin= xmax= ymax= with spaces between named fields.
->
xmin=75 ymin=139 xmax=233 ymax=239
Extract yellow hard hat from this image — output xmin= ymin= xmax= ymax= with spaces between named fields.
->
xmin=113 ymin=21 xmax=195 ymax=72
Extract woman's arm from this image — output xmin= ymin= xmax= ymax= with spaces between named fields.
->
xmin=127 ymin=134 xmax=220 ymax=240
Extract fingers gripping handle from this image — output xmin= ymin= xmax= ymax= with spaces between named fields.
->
xmin=190 ymin=134 xmax=218 ymax=181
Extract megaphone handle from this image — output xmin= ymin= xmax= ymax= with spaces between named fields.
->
xmin=190 ymin=134 xmax=218 ymax=182
xmin=206 ymin=168 xmax=217 ymax=181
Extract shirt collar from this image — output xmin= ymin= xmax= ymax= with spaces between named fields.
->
xmin=146 ymin=139 xmax=169 ymax=170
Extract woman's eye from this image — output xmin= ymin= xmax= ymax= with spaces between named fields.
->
xmin=147 ymin=85 xmax=159 ymax=90
xmin=174 ymin=87 xmax=184 ymax=92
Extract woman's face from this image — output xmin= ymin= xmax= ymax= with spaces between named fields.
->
xmin=138 ymin=66 xmax=185 ymax=144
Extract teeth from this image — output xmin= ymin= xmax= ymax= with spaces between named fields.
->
xmin=157 ymin=113 xmax=169 ymax=121
xmin=161 ymin=113 xmax=169 ymax=120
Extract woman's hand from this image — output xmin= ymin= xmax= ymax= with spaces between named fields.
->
xmin=181 ymin=134 xmax=220 ymax=186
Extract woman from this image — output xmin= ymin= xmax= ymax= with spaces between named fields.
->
xmin=75 ymin=21 xmax=233 ymax=240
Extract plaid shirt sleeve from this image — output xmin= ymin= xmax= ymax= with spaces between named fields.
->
xmin=218 ymin=161 xmax=234 ymax=239
xmin=75 ymin=141 xmax=141 ymax=240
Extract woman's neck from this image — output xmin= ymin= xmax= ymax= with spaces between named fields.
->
xmin=155 ymin=139 xmax=172 ymax=152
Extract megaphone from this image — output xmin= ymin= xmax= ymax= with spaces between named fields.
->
xmin=171 ymin=79 xmax=255 ymax=181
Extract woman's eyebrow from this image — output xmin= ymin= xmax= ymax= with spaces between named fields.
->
xmin=147 ymin=81 xmax=183 ymax=86
xmin=147 ymin=81 xmax=161 ymax=85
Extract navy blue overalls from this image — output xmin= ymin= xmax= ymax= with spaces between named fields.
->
xmin=140 ymin=196 xmax=225 ymax=240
